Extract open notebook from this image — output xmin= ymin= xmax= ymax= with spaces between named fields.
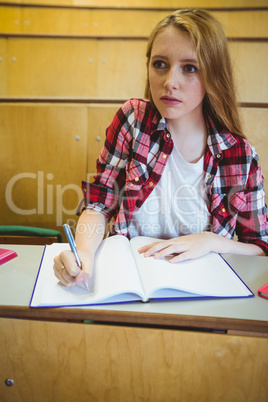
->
xmin=30 ymin=235 xmax=253 ymax=308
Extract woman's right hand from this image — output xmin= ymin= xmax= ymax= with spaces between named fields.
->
xmin=53 ymin=249 xmax=94 ymax=288
xmin=53 ymin=209 xmax=107 ymax=287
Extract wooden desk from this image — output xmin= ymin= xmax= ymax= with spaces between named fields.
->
xmin=0 ymin=245 xmax=268 ymax=401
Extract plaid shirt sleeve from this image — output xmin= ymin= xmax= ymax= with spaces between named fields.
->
xmin=207 ymin=133 xmax=268 ymax=255
xmin=80 ymin=100 xmax=136 ymax=221
xmin=234 ymin=148 xmax=268 ymax=253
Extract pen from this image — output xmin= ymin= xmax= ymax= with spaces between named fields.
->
xmin=63 ymin=224 xmax=89 ymax=291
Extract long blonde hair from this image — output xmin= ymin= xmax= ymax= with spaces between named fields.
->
xmin=145 ymin=9 xmax=245 ymax=138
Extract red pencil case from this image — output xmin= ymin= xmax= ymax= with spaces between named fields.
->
xmin=0 ymin=248 xmax=18 ymax=265
xmin=258 ymin=283 xmax=268 ymax=300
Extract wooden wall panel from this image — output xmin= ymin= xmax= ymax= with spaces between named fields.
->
xmin=21 ymin=7 xmax=97 ymax=36
xmin=5 ymin=38 xmax=146 ymax=98
xmin=0 ymin=39 xmax=7 ymax=95
xmin=87 ymin=104 xmax=120 ymax=176
xmin=2 ymin=38 xmax=267 ymax=102
xmin=1 ymin=0 xmax=267 ymax=8
xmin=96 ymin=39 xmax=146 ymax=98
xmin=6 ymin=38 xmax=99 ymax=97
xmin=71 ymin=0 xmax=268 ymax=6
xmin=229 ymin=42 xmax=268 ymax=104
xmin=1 ymin=318 xmax=268 ymax=402
xmin=20 ymin=8 xmax=168 ymax=36
xmin=1 ymin=7 xmax=268 ymax=38
xmin=88 ymin=9 xmax=166 ymax=37
xmin=0 ymin=104 xmax=87 ymax=232
xmin=215 ymin=10 xmax=268 ymax=38
xmin=0 ymin=6 xmax=21 ymax=33
xmin=241 ymin=108 xmax=268 ymax=204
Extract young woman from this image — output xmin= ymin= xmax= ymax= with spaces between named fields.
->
xmin=54 ymin=9 xmax=268 ymax=288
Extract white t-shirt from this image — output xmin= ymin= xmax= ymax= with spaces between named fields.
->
xmin=128 ymin=145 xmax=211 ymax=239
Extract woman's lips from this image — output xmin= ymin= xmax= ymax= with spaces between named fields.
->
xmin=160 ymin=96 xmax=181 ymax=105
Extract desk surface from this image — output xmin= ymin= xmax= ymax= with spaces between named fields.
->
xmin=0 ymin=244 xmax=267 ymax=332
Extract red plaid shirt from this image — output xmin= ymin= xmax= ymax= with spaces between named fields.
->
xmin=80 ymin=99 xmax=268 ymax=255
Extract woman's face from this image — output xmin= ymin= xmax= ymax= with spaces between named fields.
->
xmin=149 ymin=26 xmax=206 ymax=125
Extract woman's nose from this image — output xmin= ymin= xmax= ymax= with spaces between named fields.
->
xmin=164 ymin=67 xmax=180 ymax=90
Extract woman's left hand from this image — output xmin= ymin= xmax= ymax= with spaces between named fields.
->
xmin=138 ymin=232 xmax=218 ymax=263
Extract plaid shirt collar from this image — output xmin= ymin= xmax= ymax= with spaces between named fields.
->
xmin=150 ymin=111 xmax=238 ymax=159
xmin=206 ymin=115 xmax=238 ymax=158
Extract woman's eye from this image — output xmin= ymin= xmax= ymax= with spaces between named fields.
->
xmin=184 ymin=64 xmax=198 ymax=73
xmin=153 ymin=60 xmax=166 ymax=69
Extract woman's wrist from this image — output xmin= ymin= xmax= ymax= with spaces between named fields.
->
xmin=208 ymin=232 xmax=265 ymax=256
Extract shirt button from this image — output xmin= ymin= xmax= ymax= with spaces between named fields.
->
xmin=149 ymin=181 xmax=154 ymax=186
xmin=207 ymin=174 xmax=211 ymax=179
xmin=216 ymin=154 xmax=221 ymax=159
xmin=134 ymin=177 xmax=139 ymax=182
xmin=166 ymin=133 xmax=171 ymax=138
xmin=162 ymin=154 xmax=167 ymax=159
xmin=222 ymin=208 xmax=226 ymax=213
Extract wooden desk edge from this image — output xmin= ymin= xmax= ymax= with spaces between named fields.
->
xmin=0 ymin=305 xmax=267 ymax=335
